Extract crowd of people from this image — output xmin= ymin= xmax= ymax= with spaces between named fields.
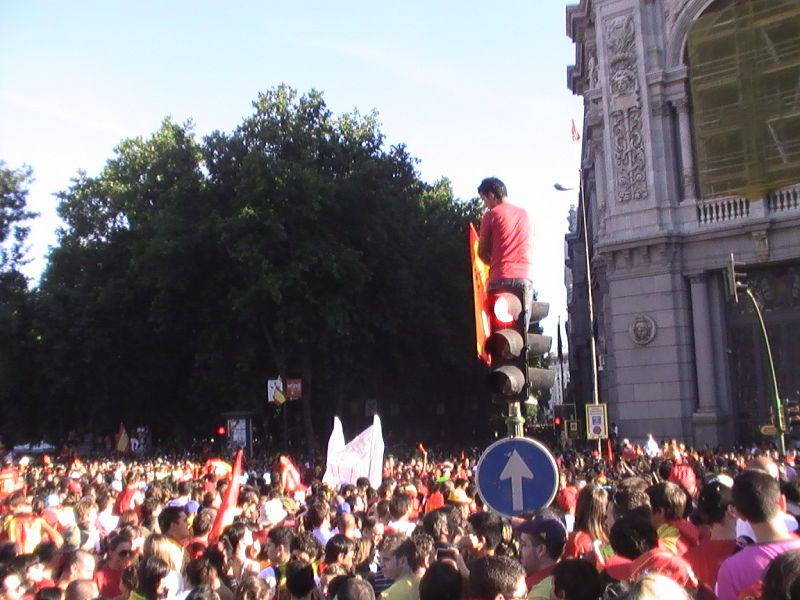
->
xmin=0 ymin=437 xmax=799 ymax=600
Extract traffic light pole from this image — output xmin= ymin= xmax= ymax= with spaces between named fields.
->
xmin=743 ymin=287 xmax=786 ymax=454
xmin=507 ymin=401 xmax=525 ymax=438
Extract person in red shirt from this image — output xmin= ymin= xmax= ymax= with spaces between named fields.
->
xmin=647 ymin=481 xmax=700 ymax=556
xmin=94 ymin=532 xmax=134 ymax=599
xmin=477 ymin=177 xmax=534 ymax=329
xmin=683 ymin=479 xmax=738 ymax=592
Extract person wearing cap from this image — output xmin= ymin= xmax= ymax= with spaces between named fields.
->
xmin=446 ymin=488 xmax=471 ymax=523
xmin=516 ymin=516 xmax=566 ymax=600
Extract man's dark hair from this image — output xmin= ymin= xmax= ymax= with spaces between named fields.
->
xmin=733 ymin=469 xmax=781 ymax=523
xmin=552 ymin=559 xmax=602 ymax=600
xmin=378 ymin=533 xmax=407 ymax=558
xmin=411 ymin=533 xmax=435 ymax=570
xmin=269 ymin=525 xmax=296 ymax=551
xmin=304 ymin=502 xmax=328 ymax=530
xmin=388 ymin=493 xmax=410 ymax=521
xmin=285 ymin=560 xmax=315 ymax=598
xmin=331 ymin=575 xmax=376 ymax=600
xmin=290 ymin=531 xmax=321 ymax=561
xmin=0 ymin=564 xmax=20 ymax=589
xmin=477 ymin=177 xmax=507 ymax=198
xmin=158 ymin=506 xmax=185 ymax=534
xmin=762 ymin=548 xmax=800 ymax=600
xmin=193 ymin=509 xmax=215 ymax=536
xmin=646 ymin=482 xmax=686 ymax=521
xmin=422 ymin=509 xmax=449 ymax=541
xmin=609 ymin=514 xmax=657 ymax=560
xmin=467 ymin=512 xmax=504 ymax=552
xmin=185 ymin=556 xmax=218 ymax=588
xmin=393 ymin=538 xmax=421 ymax=571
xmin=468 ymin=555 xmax=525 ymax=600
xmin=185 ymin=586 xmax=218 ymax=600
xmin=177 ymin=481 xmax=192 ymax=497
xmin=64 ymin=580 xmax=97 ymax=600
xmin=35 ymin=587 xmax=62 ymax=600
xmin=609 ymin=478 xmax=651 ymax=520
xmin=698 ymin=480 xmax=733 ymax=525
xmin=420 ymin=560 xmax=462 ymax=600
xmin=324 ymin=534 xmax=355 ymax=565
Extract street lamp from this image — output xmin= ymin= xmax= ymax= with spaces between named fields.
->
xmin=555 ymin=177 xmax=601 ymax=446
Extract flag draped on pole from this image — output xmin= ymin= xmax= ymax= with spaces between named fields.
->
xmin=208 ymin=449 xmax=244 ymax=543
xmin=571 ymin=119 xmax=581 ymax=142
xmin=557 ymin=318 xmax=564 ymax=363
xmin=115 ymin=424 xmax=130 ymax=453
xmin=469 ymin=224 xmax=491 ymax=365
xmin=323 ymin=415 xmax=385 ymax=489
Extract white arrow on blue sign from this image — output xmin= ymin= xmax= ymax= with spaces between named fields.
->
xmin=476 ymin=437 xmax=559 ymax=517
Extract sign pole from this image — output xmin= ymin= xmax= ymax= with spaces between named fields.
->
xmin=506 ymin=401 xmax=525 ymax=438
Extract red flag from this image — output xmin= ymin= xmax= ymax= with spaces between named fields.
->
xmin=571 ymin=119 xmax=581 ymax=142
xmin=606 ymin=439 xmax=614 ymax=463
xmin=208 ymin=449 xmax=244 ymax=543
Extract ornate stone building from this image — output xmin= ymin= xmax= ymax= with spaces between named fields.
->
xmin=565 ymin=0 xmax=800 ymax=446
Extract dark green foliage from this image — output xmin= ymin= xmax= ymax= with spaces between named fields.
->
xmin=5 ymin=86 xmax=491 ymax=448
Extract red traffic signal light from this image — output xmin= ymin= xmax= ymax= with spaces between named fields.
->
xmin=553 ymin=417 xmax=563 ymax=427
xmin=216 ymin=425 xmax=227 ymax=436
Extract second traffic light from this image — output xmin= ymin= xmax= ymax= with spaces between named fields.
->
xmin=484 ymin=288 xmax=556 ymax=403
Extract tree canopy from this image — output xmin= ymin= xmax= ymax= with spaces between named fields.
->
xmin=2 ymin=86 xmax=491 ymax=449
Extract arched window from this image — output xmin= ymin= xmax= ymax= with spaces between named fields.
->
xmin=687 ymin=0 xmax=800 ymax=200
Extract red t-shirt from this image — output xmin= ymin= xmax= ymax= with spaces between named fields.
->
xmin=564 ymin=530 xmax=594 ymax=559
xmin=683 ymin=539 xmax=737 ymax=590
xmin=479 ymin=202 xmax=532 ymax=282
xmin=95 ymin=566 xmax=124 ymax=598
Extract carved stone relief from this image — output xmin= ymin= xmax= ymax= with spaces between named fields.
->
xmin=630 ymin=314 xmax=657 ymax=346
xmin=606 ymin=14 xmax=649 ymax=202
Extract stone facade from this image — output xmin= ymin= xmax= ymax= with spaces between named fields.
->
xmin=565 ymin=0 xmax=800 ymax=446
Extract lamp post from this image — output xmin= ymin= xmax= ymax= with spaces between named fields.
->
xmin=555 ymin=177 xmax=601 ymax=450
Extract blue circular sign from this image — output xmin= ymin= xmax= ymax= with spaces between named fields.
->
xmin=476 ymin=437 xmax=559 ymax=518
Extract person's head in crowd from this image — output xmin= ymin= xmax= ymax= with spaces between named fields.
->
xmin=290 ymin=531 xmax=320 ymax=564
xmin=324 ymin=535 xmax=355 ymax=572
xmin=375 ymin=500 xmax=392 ymax=526
xmin=58 ymin=550 xmax=96 ymax=584
xmin=516 ymin=516 xmax=566 ymax=577
xmin=103 ymin=531 xmax=134 ymax=571
xmin=609 ymin=514 xmax=657 ymax=561
xmin=762 ymin=548 xmax=800 ymax=600
xmin=320 ymin=564 xmax=348 ymax=600
xmin=144 ymin=533 xmax=181 ymax=572
xmin=466 ymin=511 xmax=504 ymax=557
xmin=74 ymin=498 xmax=98 ymax=530
xmin=284 ymin=560 xmax=316 ymax=600
xmin=377 ymin=534 xmax=409 ymax=580
xmin=468 ymin=555 xmax=527 ymax=600
xmin=330 ymin=575 xmax=375 ymax=600
xmin=388 ymin=493 xmax=411 ymax=523
xmin=266 ymin=526 xmax=294 ymax=567
xmin=646 ymin=482 xmax=686 ymax=528
xmin=621 ymin=573 xmax=691 ymax=600
xmin=351 ymin=538 xmax=374 ymax=575
xmin=335 ymin=513 xmax=359 ymax=541
xmin=304 ymin=502 xmax=329 ymax=531
xmin=158 ymin=506 xmax=191 ymax=542
xmin=34 ymin=587 xmax=61 ymax=600
xmin=34 ymin=542 xmax=58 ymax=578
xmin=119 ymin=509 xmax=139 ymax=529
xmin=192 ymin=509 xmax=215 ymax=538
xmin=552 ymin=559 xmax=602 ymax=600
xmin=201 ymin=544 xmax=230 ymax=582
xmin=222 ymin=522 xmax=254 ymax=560
xmin=746 ymin=456 xmax=780 ymax=480
xmin=185 ymin=556 xmax=220 ymax=591
xmin=733 ymin=469 xmax=783 ymax=525
xmin=422 ymin=509 xmax=450 ymax=544
xmin=0 ymin=564 xmax=25 ymax=600
xmin=64 ymin=579 xmax=99 ymax=600
xmin=136 ymin=555 xmax=170 ymax=600
xmin=605 ymin=477 xmax=651 ymax=532
xmin=234 ymin=576 xmax=270 ymax=600
xmin=12 ymin=553 xmax=44 ymax=591
xmin=140 ymin=498 xmax=161 ymax=530
xmin=573 ymin=485 xmax=610 ymax=544
xmin=697 ymin=479 xmax=735 ymax=530
xmin=419 ymin=560 xmax=461 ymax=600
xmin=185 ymin=585 xmax=219 ymax=600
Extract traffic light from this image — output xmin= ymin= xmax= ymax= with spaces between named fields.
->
xmin=216 ymin=425 xmax=227 ymax=436
xmin=484 ymin=289 xmax=556 ymax=403
xmin=724 ymin=253 xmax=747 ymax=303
xmin=553 ymin=416 xmax=563 ymax=427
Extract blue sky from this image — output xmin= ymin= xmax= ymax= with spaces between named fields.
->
xmin=0 ymin=1 xmax=582 ymax=342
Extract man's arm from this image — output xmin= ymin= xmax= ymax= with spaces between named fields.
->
xmin=478 ymin=214 xmax=492 ymax=265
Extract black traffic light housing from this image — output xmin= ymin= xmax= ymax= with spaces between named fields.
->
xmin=484 ymin=289 xmax=555 ymax=403
xmin=724 ymin=253 xmax=747 ymax=303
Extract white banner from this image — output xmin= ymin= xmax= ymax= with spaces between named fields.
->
xmin=322 ymin=415 xmax=384 ymax=489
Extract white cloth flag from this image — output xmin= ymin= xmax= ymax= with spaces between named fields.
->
xmin=322 ymin=415 xmax=384 ymax=489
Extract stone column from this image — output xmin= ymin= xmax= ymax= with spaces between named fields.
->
xmin=673 ymin=98 xmax=696 ymax=200
xmin=689 ymin=274 xmax=717 ymax=411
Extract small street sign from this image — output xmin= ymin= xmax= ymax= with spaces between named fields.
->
xmin=476 ymin=437 xmax=559 ymax=518
xmin=760 ymin=424 xmax=778 ymax=436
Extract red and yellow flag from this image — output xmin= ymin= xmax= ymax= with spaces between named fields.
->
xmin=469 ymin=224 xmax=491 ymax=365
xmin=571 ymin=119 xmax=581 ymax=142
xmin=208 ymin=449 xmax=244 ymax=543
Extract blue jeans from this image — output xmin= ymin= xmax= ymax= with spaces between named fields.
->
xmin=488 ymin=278 xmax=534 ymax=332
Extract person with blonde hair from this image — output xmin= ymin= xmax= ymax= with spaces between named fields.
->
xmin=142 ymin=534 xmax=184 ymax=597
xmin=564 ymin=485 xmax=609 ymax=560
xmin=623 ymin=573 xmax=691 ymax=600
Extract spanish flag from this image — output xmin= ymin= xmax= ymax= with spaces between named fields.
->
xmin=115 ymin=423 xmax=130 ymax=452
xmin=571 ymin=119 xmax=581 ymax=142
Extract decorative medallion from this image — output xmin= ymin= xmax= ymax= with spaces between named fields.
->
xmin=629 ymin=314 xmax=657 ymax=346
